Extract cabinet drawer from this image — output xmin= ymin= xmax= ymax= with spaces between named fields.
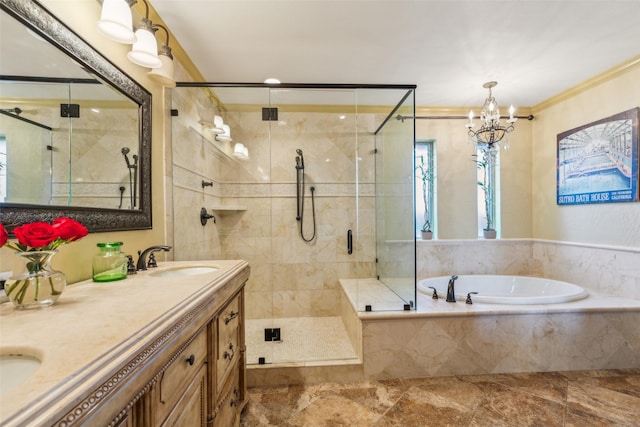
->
xmin=212 ymin=366 xmax=240 ymax=427
xmin=218 ymin=296 xmax=240 ymax=344
xmin=216 ymin=296 xmax=241 ymax=393
xmin=156 ymin=329 xmax=207 ymax=423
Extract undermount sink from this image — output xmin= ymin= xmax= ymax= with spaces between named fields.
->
xmin=150 ymin=266 xmax=218 ymax=278
xmin=0 ymin=354 xmax=41 ymax=396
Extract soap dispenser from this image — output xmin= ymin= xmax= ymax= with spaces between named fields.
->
xmin=93 ymin=242 xmax=127 ymax=282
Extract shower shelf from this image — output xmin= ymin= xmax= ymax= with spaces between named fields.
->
xmin=210 ymin=206 xmax=247 ymax=215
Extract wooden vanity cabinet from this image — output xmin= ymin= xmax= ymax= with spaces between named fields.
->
xmin=208 ymin=290 xmax=248 ymax=426
xmin=105 ymin=288 xmax=247 ymax=427
xmin=0 ymin=261 xmax=250 ymax=427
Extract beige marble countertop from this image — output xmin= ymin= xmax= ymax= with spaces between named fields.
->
xmin=0 ymin=260 xmax=249 ymax=425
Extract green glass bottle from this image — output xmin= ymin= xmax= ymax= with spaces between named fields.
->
xmin=92 ymin=242 xmax=127 ymax=282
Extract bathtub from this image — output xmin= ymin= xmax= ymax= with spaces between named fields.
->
xmin=418 ymin=275 xmax=589 ymax=304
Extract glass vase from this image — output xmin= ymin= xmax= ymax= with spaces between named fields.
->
xmin=93 ymin=242 xmax=127 ymax=282
xmin=4 ymin=251 xmax=67 ymax=310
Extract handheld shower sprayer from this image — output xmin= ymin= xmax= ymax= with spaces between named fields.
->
xmin=121 ymin=147 xmax=132 ymax=168
xmin=0 ymin=107 xmax=22 ymax=115
xmin=121 ymin=147 xmax=139 ymax=209
xmin=294 ymin=148 xmax=316 ymax=241
xmin=296 ymin=149 xmax=305 ymax=170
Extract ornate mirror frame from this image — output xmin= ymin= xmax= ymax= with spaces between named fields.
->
xmin=0 ymin=0 xmax=152 ymax=233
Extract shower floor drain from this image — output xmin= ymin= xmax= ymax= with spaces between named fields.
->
xmin=264 ymin=327 xmax=281 ymax=342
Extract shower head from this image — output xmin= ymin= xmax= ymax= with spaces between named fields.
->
xmin=121 ymin=147 xmax=132 ymax=168
xmin=295 ymin=149 xmax=305 ymax=169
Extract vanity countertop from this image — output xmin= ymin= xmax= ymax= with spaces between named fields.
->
xmin=0 ymin=260 xmax=250 ymax=426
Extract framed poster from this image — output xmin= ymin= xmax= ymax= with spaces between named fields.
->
xmin=557 ymin=107 xmax=639 ymax=205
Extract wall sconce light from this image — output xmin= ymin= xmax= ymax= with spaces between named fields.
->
xmin=147 ymin=24 xmax=175 ymax=87
xmin=97 ymin=0 xmax=136 ymax=44
xmin=127 ymin=0 xmax=162 ymax=69
xmin=211 ymin=115 xmax=225 ymax=134
xmin=216 ymin=124 xmax=232 ymax=142
xmin=198 ymin=111 xmax=225 ymax=133
xmin=233 ymin=143 xmax=249 ymax=159
xmin=98 ymin=0 xmax=176 ymax=87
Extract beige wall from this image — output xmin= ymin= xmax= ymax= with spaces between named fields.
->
xmin=0 ymin=1 xmax=168 ymax=283
xmin=531 ymin=65 xmax=640 ymax=247
xmin=415 ymin=115 xmax=534 ymax=239
xmin=415 ymin=62 xmax=639 ymax=247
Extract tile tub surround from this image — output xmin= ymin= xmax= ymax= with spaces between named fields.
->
xmin=240 ymin=369 xmax=640 ymax=427
xmin=0 ymin=260 xmax=249 ymax=425
xmin=416 ymin=239 xmax=640 ymax=300
xmin=340 ymin=280 xmax=640 ymax=381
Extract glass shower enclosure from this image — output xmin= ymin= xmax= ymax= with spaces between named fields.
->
xmin=170 ymin=83 xmax=415 ymax=367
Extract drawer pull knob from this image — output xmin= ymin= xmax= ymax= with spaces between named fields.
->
xmin=230 ymin=388 xmax=239 ymax=407
xmin=223 ymin=343 xmax=235 ymax=361
xmin=186 ymin=354 xmax=195 ymax=366
xmin=224 ymin=310 xmax=239 ymax=325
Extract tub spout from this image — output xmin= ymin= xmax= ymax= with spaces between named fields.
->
xmin=446 ymin=275 xmax=458 ymax=302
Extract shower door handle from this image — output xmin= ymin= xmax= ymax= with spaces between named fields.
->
xmin=347 ymin=229 xmax=353 ymax=254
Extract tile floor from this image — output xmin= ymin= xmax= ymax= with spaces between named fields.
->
xmin=239 ymin=368 xmax=640 ymax=426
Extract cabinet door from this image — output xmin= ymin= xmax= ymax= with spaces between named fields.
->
xmin=160 ymin=365 xmax=207 ymax=427
xmin=156 ymin=329 xmax=207 ymax=424
xmin=216 ymin=295 xmax=241 ymax=394
xmin=213 ymin=366 xmax=241 ymax=427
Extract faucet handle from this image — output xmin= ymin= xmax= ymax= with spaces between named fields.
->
xmin=466 ymin=292 xmax=479 ymax=304
xmin=147 ymin=252 xmax=158 ymax=268
xmin=427 ymin=286 xmax=439 ymax=299
xmin=126 ymin=255 xmax=137 ymax=275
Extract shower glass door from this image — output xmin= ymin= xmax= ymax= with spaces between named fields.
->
xmin=373 ymin=89 xmax=416 ymax=310
xmin=264 ymin=87 xmax=361 ymax=365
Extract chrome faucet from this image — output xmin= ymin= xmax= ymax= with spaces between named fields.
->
xmin=136 ymin=245 xmax=172 ymax=271
xmin=446 ymin=275 xmax=458 ymax=302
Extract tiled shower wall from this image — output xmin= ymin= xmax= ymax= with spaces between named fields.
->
xmin=1 ymin=102 xmax=137 ymax=209
xmin=171 ymin=86 xmax=385 ymax=320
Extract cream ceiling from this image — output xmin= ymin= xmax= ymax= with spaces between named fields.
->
xmin=151 ymin=0 xmax=640 ymax=108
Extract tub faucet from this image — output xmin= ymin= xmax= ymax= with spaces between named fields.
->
xmin=136 ymin=245 xmax=172 ymax=271
xmin=446 ymin=275 xmax=458 ymax=302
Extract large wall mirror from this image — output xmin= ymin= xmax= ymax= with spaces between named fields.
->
xmin=0 ymin=0 xmax=152 ymax=232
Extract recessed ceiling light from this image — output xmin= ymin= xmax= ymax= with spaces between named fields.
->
xmin=264 ymin=78 xmax=281 ymax=84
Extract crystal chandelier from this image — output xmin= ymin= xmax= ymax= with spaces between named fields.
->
xmin=465 ymin=81 xmax=517 ymax=150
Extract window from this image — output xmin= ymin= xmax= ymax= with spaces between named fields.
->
xmin=415 ymin=140 xmax=436 ymax=238
xmin=475 ymin=146 xmax=500 ymax=237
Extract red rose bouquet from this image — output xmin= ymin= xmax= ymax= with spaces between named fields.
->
xmin=0 ymin=217 xmax=88 ymax=252
xmin=0 ymin=218 xmax=88 ymax=309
